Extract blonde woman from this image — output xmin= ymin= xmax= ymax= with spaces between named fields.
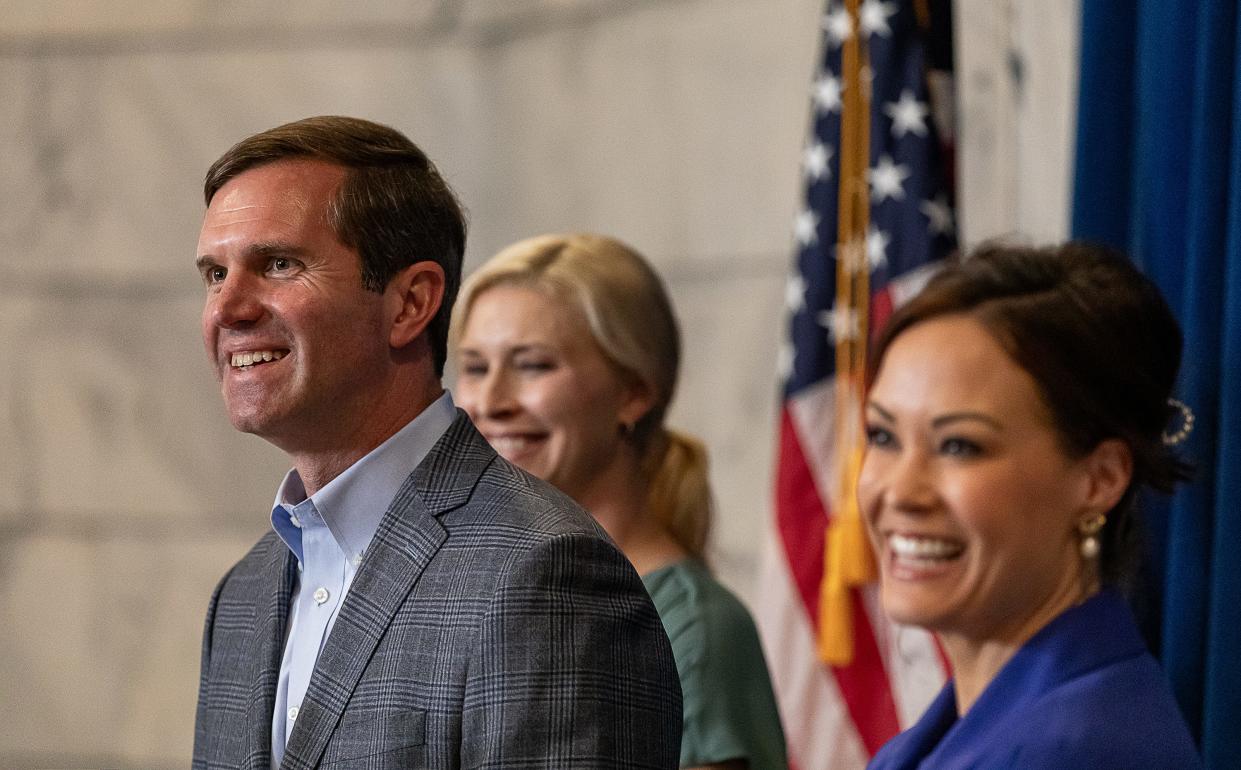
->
xmin=452 ymin=234 xmax=787 ymax=770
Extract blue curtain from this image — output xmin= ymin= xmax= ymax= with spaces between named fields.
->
xmin=1073 ymin=1 xmax=1241 ymax=766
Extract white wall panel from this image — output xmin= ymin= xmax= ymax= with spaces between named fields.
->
xmin=955 ymin=0 xmax=1078 ymax=246
xmin=0 ymin=0 xmax=1077 ymax=763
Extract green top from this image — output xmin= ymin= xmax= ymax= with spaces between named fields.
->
xmin=643 ymin=560 xmax=788 ymax=770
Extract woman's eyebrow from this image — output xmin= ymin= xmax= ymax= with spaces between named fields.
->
xmin=865 ymin=401 xmax=895 ymax=422
xmin=931 ymin=412 xmax=1003 ymax=430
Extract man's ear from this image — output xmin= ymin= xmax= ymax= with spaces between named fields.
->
xmin=1080 ymin=438 xmax=1134 ymax=516
xmin=387 ymin=261 xmax=446 ymax=350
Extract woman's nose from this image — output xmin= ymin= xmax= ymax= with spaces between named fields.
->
xmin=460 ymin=366 xmax=517 ymax=420
xmin=883 ymin=450 xmax=938 ymax=513
xmin=478 ymin=369 xmax=519 ymax=418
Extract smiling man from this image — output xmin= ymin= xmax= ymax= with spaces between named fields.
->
xmin=191 ymin=116 xmax=681 ymax=770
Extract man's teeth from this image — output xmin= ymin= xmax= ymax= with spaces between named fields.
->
xmin=230 ymin=350 xmax=286 ymax=368
xmin=889 ymin=533 xmax=963 ymax=560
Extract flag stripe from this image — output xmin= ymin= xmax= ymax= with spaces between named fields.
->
xmin=756 ymin=531 xmax=870 ymax=770
xmin=775 ymin=408 xmax=829 ymax=613
xmin=833 ymin=595 xmax=900 ymax=753
xmin=776 ymin=407 xmax=901 ymax=753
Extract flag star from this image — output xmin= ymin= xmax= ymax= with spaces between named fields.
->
xmin=813 ymin=72 xmax=843 ymax=114
xmin=921 ymin=194 xmax=955 ymax=236
xmin=785 ymin=273 xmax=807 ymax=312
xmin=859 ymin=0 xmax=898 ymax=37
xmin=794 ymin=209 xmax=821 ymax=246
xmin=885 ymin=89 xmax=929 ymax=138
xmin=802 ymin=141 xmax=833 ymax=181
xmin=777 ymin=342 xmax=795 ymax=380
xmin=818 ymin=305 xmax=861 ymax=344
xmin=822 ymin=5 xmax=853 ymax=47
xmin=869 ymin=154 xmax=911 ymax=202
xmin=866 ymin=226 xmax=891 ymax=270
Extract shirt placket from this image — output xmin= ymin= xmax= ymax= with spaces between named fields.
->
xmin=283 ymin=500 xmax=345 ymax=738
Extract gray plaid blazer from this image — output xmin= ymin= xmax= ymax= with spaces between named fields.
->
xmin=193 ymin=411 xmax=682 ymax=769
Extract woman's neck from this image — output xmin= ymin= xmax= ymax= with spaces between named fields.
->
xmin=941 ymin=572 xmax=1099 ymax=716
xmin=578 ymin=450 xmax=688 ymax=576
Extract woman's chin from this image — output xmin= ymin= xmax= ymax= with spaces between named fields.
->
xmin=879 ymin=579 xmax=955 ymax=631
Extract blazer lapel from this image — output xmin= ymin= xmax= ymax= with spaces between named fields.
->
xmin=403 ymin=411 xmax=499 ymax=517
xmin=280 ymin=412 xmax=494 ymax=769
xmin=245 ymin=535 xmax=296 ymax=770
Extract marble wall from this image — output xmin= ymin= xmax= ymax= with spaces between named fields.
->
xmin=0 ymin=0 xmax=1077 ymax=765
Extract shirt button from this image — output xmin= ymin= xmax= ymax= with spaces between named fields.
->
xmin=288 ymin=706 xmax=299 ymax=722
xmin=289 ymin=514 xmax=302 ymax=528
xmin=313 ymin=587 xmax=330 ymax=605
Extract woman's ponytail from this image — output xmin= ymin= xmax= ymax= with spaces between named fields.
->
xmin=644 ymin=428 xmax=713 ymax=559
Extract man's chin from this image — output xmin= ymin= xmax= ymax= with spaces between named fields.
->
xmin=225 ymin=408 xmax=280 ymax=439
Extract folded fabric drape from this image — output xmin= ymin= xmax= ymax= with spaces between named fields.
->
xmin=1073 ymin=1 xmax=1241 ymax=765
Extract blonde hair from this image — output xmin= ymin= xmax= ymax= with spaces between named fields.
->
xmin=452 ymin=233 xmax=713 ymax=557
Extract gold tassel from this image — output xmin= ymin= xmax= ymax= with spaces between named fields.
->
xmin=818 ymin=445 xmax=877 ymax=665
xmin=817 ymin=0 xmax=876 ymax=668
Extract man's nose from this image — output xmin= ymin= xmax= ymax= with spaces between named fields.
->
xmin=207 ymin=272 xmax=264 ymax=329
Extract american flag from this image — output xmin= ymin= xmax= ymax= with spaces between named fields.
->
xmin=756 ymin=1 xmax=956 ymax=767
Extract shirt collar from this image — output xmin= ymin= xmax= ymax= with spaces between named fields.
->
xmin=270 ymin=391 xmax=457 ymax=565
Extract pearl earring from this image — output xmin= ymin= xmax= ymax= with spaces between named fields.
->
xmin=1078 ymin=513 xmax=1107 ymax=559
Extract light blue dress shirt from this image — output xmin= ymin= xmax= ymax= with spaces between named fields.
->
xmin=268 ymin=392 xmax=456 ymax=767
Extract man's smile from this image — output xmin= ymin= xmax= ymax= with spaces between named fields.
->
xmin=230 ymin=349 xmax=288 ymax=368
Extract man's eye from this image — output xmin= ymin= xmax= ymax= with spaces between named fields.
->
xmin=270 ymin=257 xmax=292 ymax=272
xmin=206 ymin=266 xmax=227 ymax=284
xmin=458 ymin=363 xmax=487 ymax=377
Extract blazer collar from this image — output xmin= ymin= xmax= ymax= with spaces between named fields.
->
xmin=280 ymin=411 xmax=496 ymax=769
xmin=401 ymin=409 xmax=499 ymax=517
xmin=881 ymin=591 xmax=1148 ymax=768
xmin=870 ymin=684 xmax=959 ymax=769
xmin=947 ymin=590 xmax=1146 ymax=738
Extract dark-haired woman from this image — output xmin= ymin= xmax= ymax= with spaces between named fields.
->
xmin=452 ymin=234 xmax=788 ymax=770
xmin=862 ymin=242 xmax=1201 ymax=768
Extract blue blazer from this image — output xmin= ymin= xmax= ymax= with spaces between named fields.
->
xmin=869 ymin=591 xmax=1201 ymax=769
